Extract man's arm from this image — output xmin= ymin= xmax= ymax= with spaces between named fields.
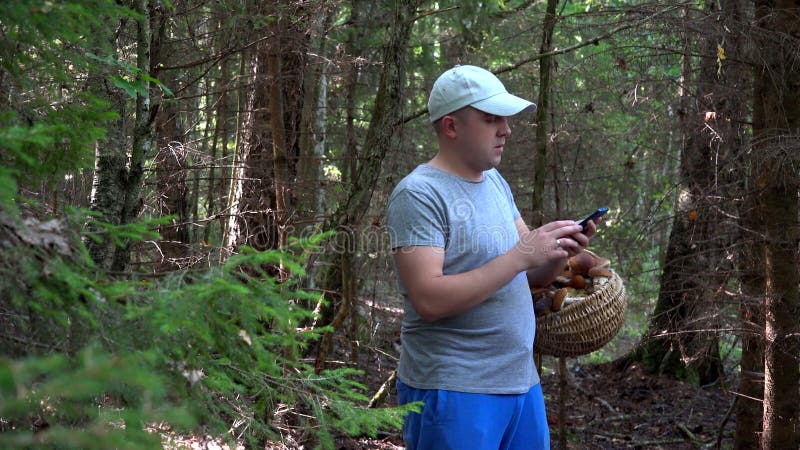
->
xmin=394 ymin=220 xmax=582 ymax=322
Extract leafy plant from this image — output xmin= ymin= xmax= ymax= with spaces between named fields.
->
xmin=123 ymin=237 xmax=418 ymax=448
xmin=0 ymin=214 xmax=417 ymax=449
xmin=0 ymin=348 xmax=192 ymax=450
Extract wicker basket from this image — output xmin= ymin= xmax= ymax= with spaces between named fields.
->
xmin=533 ymin=270 xmax=627 ymax=357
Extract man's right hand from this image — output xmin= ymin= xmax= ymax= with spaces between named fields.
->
xmin=512 ymin=221 xmax=583 ymax=271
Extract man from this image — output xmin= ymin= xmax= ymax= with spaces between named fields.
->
xmin=386 ymin=65 xmax=598 ymax=449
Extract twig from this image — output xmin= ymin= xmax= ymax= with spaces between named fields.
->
xmin=715 ymin=395 xmax=737 ymax=449
xmin=677 ymin=422 xmax=701 ymax=446
xmin=587 ymin=414 xmax=637 ymax=425
xmin=368 ymin=369 xmax=397 ymax=408
xmin=401 ymin=3 xmax=692 ymax=125
xmin=633 ymin=438 xmax=688 ymax=446
xmin=578 ymin=427 xmax=689 ymax=447
xmin=0 ymin=333 xmax=63 ymax=352
xmin=412 ymin=5 xmax=459 ymax=22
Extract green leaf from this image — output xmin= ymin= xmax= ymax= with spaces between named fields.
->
xmin=111 ymin=76 xmax=140 ymax=99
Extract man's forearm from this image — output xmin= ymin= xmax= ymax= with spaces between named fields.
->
xmin=403 ymin=249 xmax=527 ymax=322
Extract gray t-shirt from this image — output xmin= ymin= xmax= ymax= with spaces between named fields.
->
xmin=386 ymin=164 xmax=538 ymax=394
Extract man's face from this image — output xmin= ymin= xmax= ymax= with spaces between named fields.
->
xmin=452 ymin=107 xmax=511 ymax=171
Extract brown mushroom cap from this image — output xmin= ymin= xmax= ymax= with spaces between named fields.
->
xmin=571 ymin=274 xmax=587 ymax=290
xmin=551 ymin=288 xmax=568 ymax=312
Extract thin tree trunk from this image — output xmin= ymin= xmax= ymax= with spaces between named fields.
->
xmin=222 ymin=40 xmax=277 ymax=256
xmin=297 ymin=11 xmax=331 ymax=293
xmin=110 ymin=0 xmax=153 ymax=272
xmin=298 ymin=11 xmax=331 ymax=222
xmin=312 ymin=66 xmax=328 ymax=218
xmin=267 ymin=35 xmax=289 ymax=252
xmin=205 ymin=49 xmax=232 ymax=244
xmin=87 ymin=16 xmax=127 ymax=270
xmin=151 ymin=4 xmax=189 ymax=269
xmin=735 ymin=191 xmax=766 ymax=449
xmin=531 ymin=0 xmax=558 ymax=228
xmin=88 ymin=0 xmax=153 ymax=272
xmin=343 ymin=0 xmax=364 ymax=186
xmin=314 ymin=0 xmax=422 ymax=372
xmin=88 ymin=90 xmax=127 ymax=270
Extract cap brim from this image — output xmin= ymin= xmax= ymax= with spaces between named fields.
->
xmin=471 ymin=92 xmax=537 ymax=117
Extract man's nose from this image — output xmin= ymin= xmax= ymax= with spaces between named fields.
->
xmin=498 ymin=118 xmax=511 ymax=136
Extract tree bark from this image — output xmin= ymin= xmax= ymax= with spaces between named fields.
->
xmin=221 ymin=4 xmax=309 ymax=258
xmin=314 ymin=0 xmax=422 ymax=372
xmin=222 ymin=39 xmax=277 ymax=256
xmin=343 ymin=0 xmax=365 ymax=186
xmin=267 ymin=33 xmax=290 ymax=252
xmin=297 ymin=10 xmax=331 ymax=223
xmin=151 ymin=3 xmax=189 ymax=270
xmin=88 ymin=0 xmax=153 ymax=272
xmin=627 ymin=1 xmax=757 ymax=384
xmin=736 ymin=183 xmax=766 ymax=449
xmin=531 ymin=0 xmax=558 ymax=228
xmin=205 ymin=24 xmax=234 ymax=244
xmin=87 ymin=90 xmax=127 ymax=270
xmin=753 ymin=2 xmax=800 ymax=448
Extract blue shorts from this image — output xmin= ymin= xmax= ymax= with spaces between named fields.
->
xmin=397 ymin=380 xmax=550 ymax=450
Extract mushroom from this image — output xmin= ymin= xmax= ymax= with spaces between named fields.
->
xmin=551 ymin=288 xmax=568 ymax=312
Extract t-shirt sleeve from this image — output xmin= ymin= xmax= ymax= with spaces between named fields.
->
xmin=387 ymin=188 xmax=446 ymax=250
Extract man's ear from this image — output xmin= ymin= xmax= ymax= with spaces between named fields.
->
xmin=441 ymin=115 xmax=458 ymax=139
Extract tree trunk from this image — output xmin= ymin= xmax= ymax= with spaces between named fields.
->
xmin=205 ymin=37 xmax=233 ymax=245
xmin=86 ymin=13 xmax=127 ymax=270
xmin=735 ymin=174 xmax=765 ymax=450
xmin=222 ymin=4 xmax=309 ymax=258
xmin=627 ymin=2 xmax=758 ymax=384
xmin=343 ymin=0 xmax=364 ymax=186
xmin=753 ymin=2 xmax=800 ymax=448
xmin=88 ymin=0 xmax=153 ymax=272
xmin=87 ymin=90 xmax=127 ymax=270
xmin=222 ymin=39 xmax=277 ymax=256
xmin=531 ymin=0 xmax=558 ymax=228
xmin=735 ymin=198 xmax=766 ymax=449
xmin=297 ymin=11 xmax=331 ymax=223
xmin=109 ymin=0 xmax=153 ymax=272
xmin=266 ymin=7 xmax=308 ymax=253
xmin=314 ymin=0 xmax=422 ymax=372
xmin=151 ymin=4 xmax=189 ymax=270
xmin=267 ymin=33 xmax=290 ymax=252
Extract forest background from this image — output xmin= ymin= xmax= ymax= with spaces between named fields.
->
xmin=0 ymin=0 xmax=798 ymax=449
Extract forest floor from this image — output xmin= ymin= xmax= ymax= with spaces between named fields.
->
xmin=330 ymin=357 xmax=737 ymax=450
xmin=163 ymin=300 xmax=738 ymax=450
xmin=162 ymin=358 xmax=738 ymax=450
xmin=328 ymin=297 xmax=738 ymax=450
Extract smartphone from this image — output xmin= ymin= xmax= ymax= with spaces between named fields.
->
xmin=577 ymin=207 xmax=609 ymax=232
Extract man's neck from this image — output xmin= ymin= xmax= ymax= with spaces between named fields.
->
xmin=428 ymin=153 xmax=484 ymax=182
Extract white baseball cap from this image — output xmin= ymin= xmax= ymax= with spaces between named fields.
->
xmin=427 ymin=65 xmax=537 ymax=123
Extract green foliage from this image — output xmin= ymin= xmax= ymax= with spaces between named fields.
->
xmin=82 ymin=212 xmax=168 ymax=252
xmin=0 ymin=0 xmax=135 ymax=206
xmin=121 ymin=237 xmax=416 ymax=447
xmin=87 ymin=53 xmax=174 ymax=99
xmin=0 ymin=348 xmax=191 ymax=450
xmin=0 ymin=1 xmax=136 ymax=82
xmin=0 ymin=95 xmax=115 ymax=211
xmin=0 ymin=215 xmax=415 ymax=449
